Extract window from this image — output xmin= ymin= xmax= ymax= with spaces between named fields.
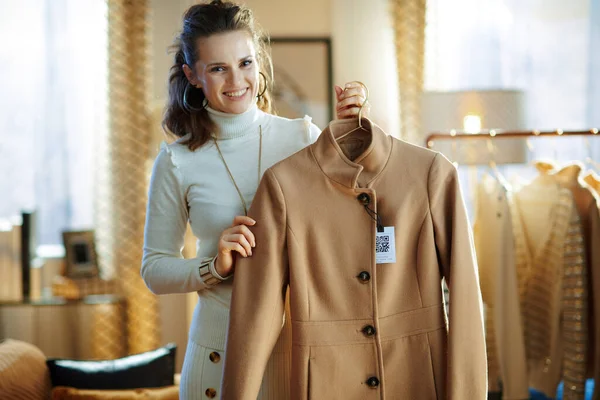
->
xmin=424 ymin=0 xmax=600 ymax=202
xmin=425 ymin=0 xmax=598 ymax=131
xmin=0 ymin=0 xmax=108 ymax=245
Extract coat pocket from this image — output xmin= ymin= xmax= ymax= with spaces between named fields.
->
xmin=307 ymin=344 xmax=380 ymax=400
xmin=382 ymin=331 xmax=440 ymax=400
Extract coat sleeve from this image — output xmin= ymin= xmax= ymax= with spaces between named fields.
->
xmin=428 ymin=153 xmax=488 ymax=399
xmin=221 ymin=168 xmax=289 ymax=400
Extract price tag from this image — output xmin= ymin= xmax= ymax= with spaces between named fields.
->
xmin=376 ymin=226 xmax=396 ymax=264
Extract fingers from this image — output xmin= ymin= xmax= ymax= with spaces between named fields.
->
xmin=335 ymin=85 xmax=344 ymax=100
xmin=342 ymin=81 xmax=367 ymax=98
xmin=335 ymin=82 xmax=368 ymax=120
xmin=220 ymin=240 xmax=248 ymax=258
xmin=221 ymin=233 xmax=253 ymax=257
xmin=337 ymin=107 xmax=361 ymax=119
xmin=221 ymin=216 xmax=257 ymax=258
xmin=336 ymin=93 xmax=366 ymax=111
xmin=337 ymin=102 xmax=371 ymax=119
xmin=231 ymin=215 xmax=256 ymax=227
xmin=339 ymin=87 xmax=365 ymax=101
xmin=223 ymin=223 xmax=256 ymax=247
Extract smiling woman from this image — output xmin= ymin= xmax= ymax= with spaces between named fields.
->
xmin=162 ymin=0 xmax=274 ymax=152
xmin=184 ymin=31 xmax=261 ymax=115
xmin=142 ymin=2 xmax=369 ymax=399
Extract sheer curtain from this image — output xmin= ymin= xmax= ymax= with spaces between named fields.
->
xmin=424 ymin=0 xmax=599 ymax=169
xmin=0 ymin=0 xmax=108 ymax=245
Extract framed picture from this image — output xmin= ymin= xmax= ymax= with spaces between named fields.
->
xmin=62 ymin=230 xmax=99 ymax=279
xmin=270 ymin=37 xmax=333 ymax=129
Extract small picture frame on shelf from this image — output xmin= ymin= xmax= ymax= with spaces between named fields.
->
xmin=62 ymin=230 xmax=99 ymax=279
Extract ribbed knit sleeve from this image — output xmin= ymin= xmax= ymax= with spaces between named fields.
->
xmin=589 ymin=198 xmax=600 ymax=400
xmin=141 ymin=146 xmax=212 ymax=294
xmin=561 ymin=208 xmax=588 ymax=400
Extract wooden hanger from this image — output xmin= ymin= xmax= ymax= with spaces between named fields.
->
xmin=336 ymin=81 xmax=370 ymax=142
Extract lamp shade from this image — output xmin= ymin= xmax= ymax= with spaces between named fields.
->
xmin=421 ymin=89 xmax=526 ymax=133
xmin=420 ymin=89 xmax=528 ymax=165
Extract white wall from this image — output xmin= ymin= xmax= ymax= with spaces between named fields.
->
xmin=331 ymin=0 xmax=400 ymax=136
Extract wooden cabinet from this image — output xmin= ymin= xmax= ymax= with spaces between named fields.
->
xmin=0 ymin=295 xmax=126 ymax=360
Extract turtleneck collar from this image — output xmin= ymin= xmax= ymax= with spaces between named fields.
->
xmin=206 ymin=102 xmax=262 ymax=140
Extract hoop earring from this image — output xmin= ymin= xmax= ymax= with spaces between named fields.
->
xmin=183 ymin=82 xmax=207 ymax=112
xmin=257 ymin=72 xmax=268 ymax=99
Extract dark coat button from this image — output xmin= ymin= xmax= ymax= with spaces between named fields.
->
xmin=357 ymin=271 xmax=371 ymax=283
xmin=366 ymin=376 xmax=380 ymax=388
xmin=209 ymin=351 xmax=220 ymax=363
xmin=362 ymin=325 xmax=376 ymax=337
xmin=205 ymin=388 xmax=217 ymax=398
xmin=357 ymin=193 xmax=370 ymax=205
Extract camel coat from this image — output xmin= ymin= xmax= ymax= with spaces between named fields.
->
xmin=221 ymin=119 xmax=487 ymax=400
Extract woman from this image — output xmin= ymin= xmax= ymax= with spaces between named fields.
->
xmin=141 ymin=1 xmax=368 ymax=399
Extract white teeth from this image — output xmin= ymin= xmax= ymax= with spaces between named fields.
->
xmin=225 ymin=89 xmax=247 ymax=97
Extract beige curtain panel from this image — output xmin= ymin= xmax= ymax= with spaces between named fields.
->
xmin=390 ymin=0 xmax=427 ymax=144
xmin=95 ymin=0 xmax=160 ymax=355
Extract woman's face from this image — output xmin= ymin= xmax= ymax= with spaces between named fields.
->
xmin=188 ymin=30 xmax=259 ymax=114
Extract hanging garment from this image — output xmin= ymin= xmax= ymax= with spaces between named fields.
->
xmin=510 ymin=174 xmax=588 ymax=399
xmin=473 ymin=175 xmax=529 ymax=399
xmin=221 ymin=118 xmax=487 ymax=400
xmin=583 ymin=172 xmax=600 ymax=196
xmin=549 ymin=164 xmax=600 ymax=400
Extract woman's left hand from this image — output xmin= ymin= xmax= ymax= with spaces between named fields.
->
xmin=335 ymin=81 xmax=370 ymax=120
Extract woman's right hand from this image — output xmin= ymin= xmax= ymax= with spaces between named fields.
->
xmin=214 ymin=215 xmax=256 ymax=278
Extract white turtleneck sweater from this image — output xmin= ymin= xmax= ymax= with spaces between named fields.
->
xmin=142 ymin=104 xmax=320 ymax=349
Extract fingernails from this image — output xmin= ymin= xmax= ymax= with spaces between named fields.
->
xmin=249 ymin=219 xmax=256 ymax=225
xmin=252 ymin=241 xmax=256 ymax=247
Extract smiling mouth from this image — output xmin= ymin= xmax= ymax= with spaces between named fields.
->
xmin=224 ymin=88 xmax=248 ymax=98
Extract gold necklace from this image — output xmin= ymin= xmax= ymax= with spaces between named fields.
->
xmin=212 ymin=125 xmax=263 ymax=216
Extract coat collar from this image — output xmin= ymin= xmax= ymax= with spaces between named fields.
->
xmin=310 ymin=118 xmax=393 ymax=188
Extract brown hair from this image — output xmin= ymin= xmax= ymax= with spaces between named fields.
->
xmin=163 ymin=0 xmax=273 ymax=151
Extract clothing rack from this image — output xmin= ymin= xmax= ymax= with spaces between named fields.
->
xmin=424 ymin=128 xmax=600 ymax=166
xmin=425 ymin=128 xmax=599 ymax=149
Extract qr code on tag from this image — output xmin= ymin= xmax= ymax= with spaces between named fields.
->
xmin=376 ymin=235 xmax=390 ymax=253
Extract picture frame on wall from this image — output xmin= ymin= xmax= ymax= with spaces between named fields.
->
xmin=62 ymin=230 xmax=99 ymax=279
xmin=269 ymin=37 xmax=333 ymax=129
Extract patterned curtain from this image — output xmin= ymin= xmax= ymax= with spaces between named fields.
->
xmin=390 ymin=0 xmax=427 ymax=144
xmin=96 ymin=0 xmax=160 ymax=355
